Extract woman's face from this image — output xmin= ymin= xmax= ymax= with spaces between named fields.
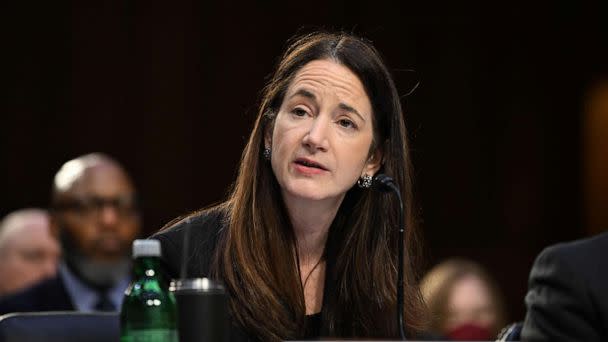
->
xmin=444 ymin=275 xmax=498 ymax=333
xmin=267 ymin=59 xmax=380 ymax=204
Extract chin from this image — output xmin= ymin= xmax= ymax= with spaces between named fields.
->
xmin=283 ymin=183 xmax=342 ymax=202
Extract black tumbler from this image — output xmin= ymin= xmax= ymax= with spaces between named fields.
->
xmin=170 ymin=278 xmax=228 ymax=342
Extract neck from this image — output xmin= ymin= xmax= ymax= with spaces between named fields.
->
xmin=282 ymin=192 xmax=344 ymax=266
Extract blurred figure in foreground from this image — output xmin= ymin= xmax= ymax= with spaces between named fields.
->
xmin=522 ymin=232 xmax=608 ymax=341
xmin=420 ymin=258 xmax=507 ymax=340
xmin=0 ymin=209 xmax=60 ymax=298
xmin=0 ymin=153 xmax=141 ymax=314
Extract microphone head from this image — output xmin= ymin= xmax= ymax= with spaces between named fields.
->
xmin=373 ymin=173 xmax=396 ymax=193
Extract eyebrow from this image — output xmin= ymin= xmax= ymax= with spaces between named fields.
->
xmin=288 ymin=88 xmax=366 ymax=123
xmin=338 ymin=103 xmax=366 ymax=123
xmin=289 ymin=88 xmax=316 ymax=101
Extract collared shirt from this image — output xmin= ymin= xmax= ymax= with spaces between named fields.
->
xmin=59 ymin=262 xmax=130 ymax=311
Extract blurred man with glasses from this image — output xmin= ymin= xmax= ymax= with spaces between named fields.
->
xmin=0 ymin=153 xmax=141 ymax=314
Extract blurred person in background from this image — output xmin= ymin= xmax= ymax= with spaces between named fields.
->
xmin=420 ymin=258 xmax=507 ymax=340
xmin=0 ymin=153 xmax=141 ymax=314
xmin=0 ymin=209 xmax=60 ymax=298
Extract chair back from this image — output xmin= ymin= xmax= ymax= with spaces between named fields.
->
xmin=0 ymin=311 xmax=119 ymax=342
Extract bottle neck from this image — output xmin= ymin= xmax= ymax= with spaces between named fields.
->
xmin=132 ymin=256 xmax=161 ymax=278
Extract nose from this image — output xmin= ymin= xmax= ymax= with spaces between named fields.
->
xmin=99 ymin=205 xmax=119 ymax=228
xmin=302 ymin=117 xmax=329 ymax=152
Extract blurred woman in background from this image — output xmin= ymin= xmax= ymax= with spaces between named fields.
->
xmin=421 ymin=258 xmax=507 ymax=340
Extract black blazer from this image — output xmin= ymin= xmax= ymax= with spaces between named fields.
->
xmin=522 ymin=232 xmax=608 ymax=341
xmin=151 ymin=207 xmax=225 ymax=281
xmin=0 ymin=275 xmax=75 ymax=315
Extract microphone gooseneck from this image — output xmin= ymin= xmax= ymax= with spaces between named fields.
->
xmin=373 ymin=173 xmax=406 ymax=340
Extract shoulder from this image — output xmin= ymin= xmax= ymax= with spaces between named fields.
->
xmin=545 ymin=231 xmax=608 ymax=256
xmin=0 ymin=275 xmax=73 ymax=315
xmin=522 ymin=232 xmax=608 ymax=341
xmin=153 ymin=205 xmax=227 ymax=245
xmin=150 ymin=204 xmax=229 ymax=279
xmin=529 ymin=232 xmax=608 ymax=298
xmin=534 ymin=232 xmax=608 ymax=276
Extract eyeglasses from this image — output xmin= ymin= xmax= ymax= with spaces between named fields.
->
xmin=54 ymin=195 xmax=139 ymax=219
xmin=18 ymin=249 xmax=60 ymax=264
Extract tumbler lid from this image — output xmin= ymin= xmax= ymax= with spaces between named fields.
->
xmin=132 ymin=239 xmax=161 ymax=258
xmin=170 ymin=278 xmax=225 ymax=292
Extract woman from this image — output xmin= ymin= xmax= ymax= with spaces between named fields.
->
xmin=420 ymin=258 xmax=507 ymax=340
xmin=154 ymin=31 xmax=427 ymax=341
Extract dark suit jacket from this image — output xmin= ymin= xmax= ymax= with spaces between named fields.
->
xmin=522 ymin=232 xmax=608 ymax=341
xmin=0 ymin=275 xmax=75 ymax=315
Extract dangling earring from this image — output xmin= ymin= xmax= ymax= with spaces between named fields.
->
xmin=263 ymin=147 xmax=271 ymax=161
xmin=357 ymin=174 xmax=372 ymax=188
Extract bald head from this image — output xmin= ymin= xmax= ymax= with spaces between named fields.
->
xmin=52 ymin=153 xmax=130 ymax=202
xmin=0 ymin=209 xmax=60 ymax=296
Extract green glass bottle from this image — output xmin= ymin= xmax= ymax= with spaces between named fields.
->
xmin=120 ymin=239 xmax=178 ymax=342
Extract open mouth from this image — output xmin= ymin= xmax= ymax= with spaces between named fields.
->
xmin=294 ymin=158 xmax=328 ymax=171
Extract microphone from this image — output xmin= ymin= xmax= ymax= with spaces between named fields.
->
xmin=374 ymin=173 xmax=399 ymax=193
xmin=373 ymin=173 xmax=406 ymax=340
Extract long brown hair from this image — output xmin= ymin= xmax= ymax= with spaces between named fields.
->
xmin=211 ymin=31 xmax=427 ymax=340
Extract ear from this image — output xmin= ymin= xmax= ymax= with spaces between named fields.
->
xmin=264 ymin=121 xmax=273 ymax=149
xmin=363 ymin=147 xmax=383 ymax=176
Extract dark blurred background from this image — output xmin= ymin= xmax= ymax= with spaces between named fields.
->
xmin=2 ymin=1 xmax=607 ymax=322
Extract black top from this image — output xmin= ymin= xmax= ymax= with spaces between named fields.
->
xmin=304 ymin=312 xmax=321 ymax=338
xmin=151 ymin=208 xmax=224 ymax=281
xmin=151 ymin=207 xmax=323 ymax=341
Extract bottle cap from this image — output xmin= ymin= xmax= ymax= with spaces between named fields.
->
xmin=132 ymin=239 xmax=161 ymax=258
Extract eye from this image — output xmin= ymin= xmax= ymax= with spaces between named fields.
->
xmin=22 ymin=250 xmax=45 ymax=263
xmin=291 ymin=107 xmax=308 ymax=117
xmin=337 ymin=118 xmax=357 ymax=129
